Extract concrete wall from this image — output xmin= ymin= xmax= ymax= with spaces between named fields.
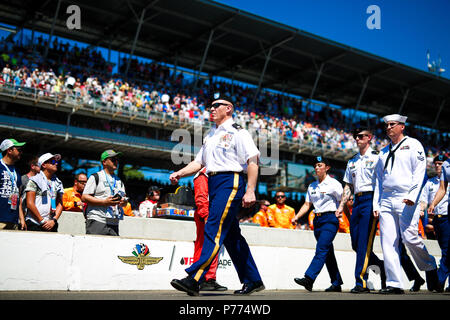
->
xmin=0 ymin=211 xmax=442 ymax=291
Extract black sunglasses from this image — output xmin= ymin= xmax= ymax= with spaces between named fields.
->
xmin=353 ymin=134 xmax=369 ymax=140
xmin=210 ymin=103 xmax=230 ymax=109
xmin=276 ymin=195 xmax=286 ymax=198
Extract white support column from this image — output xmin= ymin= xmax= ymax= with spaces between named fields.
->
xmin=125 ymin=8 xmax=146 ymax=77
xmin=194 ymin=29 xmax=215 ymax=91
xmin=252 ymin=47 xmax=273 ymax=106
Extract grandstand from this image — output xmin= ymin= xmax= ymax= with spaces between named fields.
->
xmin=0 ymin=0 xmax=449 ymax=207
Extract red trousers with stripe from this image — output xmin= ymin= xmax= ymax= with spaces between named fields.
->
xmin=193 ymin=171 xmax=218 ymax=281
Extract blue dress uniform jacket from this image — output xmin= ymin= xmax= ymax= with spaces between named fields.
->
xmin=187 ymin=118 xmax=262 ymax=284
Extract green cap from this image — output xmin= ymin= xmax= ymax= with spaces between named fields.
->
xmin=100 ymin=149 xmax=122 ymax=161
xmin=1 ymin=138 xmax=26 ymax=152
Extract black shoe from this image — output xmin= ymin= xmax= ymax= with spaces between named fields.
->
xmin=380 ymin=266 xmax=387 ymax=289
xmin=171 ymin=277 xmax=199 ymax=296
xmin=445 ymin=286 xmax=450 ymax=293
xmin=200 ymin=279 xmax=228 ymax=291
xmin=425 ymin=269 xmax=439 ymax=292
xmin=233 ymin=280 xmax=265 ymax=295
xmin=379 ymin=286 xmax=404 ymax=294
xmin=350 ymin=286 xmax=370 ymax=293
xmin=410 ymin=277 xmax=425 ymax=292
xmin=325 ymin=284 xmax=342 ymax=292
xmin=294 ymin=277 xmax=313 ymax=292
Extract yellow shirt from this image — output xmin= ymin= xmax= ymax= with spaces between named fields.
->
xmin=267 ymin=204 xmax=296 ymax=229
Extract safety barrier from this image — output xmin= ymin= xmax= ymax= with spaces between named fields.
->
xmin=0 ymin=211 xmax=441 ymax=291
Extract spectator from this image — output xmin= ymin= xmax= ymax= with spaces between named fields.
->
xmin=138 ymin=186 xmax=160 ymax=218
xmin=252 ymin=200 xmax=270 ymax=227
xmin=266 ymin=191 xmax=296 ymax=229
xmin=81 ymin=150 xmax=127 ymax=236
xmin=0 ymin=138 xmax=26 ymax=230
xmin=338 ymin=196 xmax=351 ymax=234
xmin=18 ymin=156 xmax=40 ymax=229
xmin=25 ymin=153 xmax=64 ymax=232
xmin=62 ymin=173 xmax=88 ymax=212
xmin=123 ymin=202 xmax=134 ymax=217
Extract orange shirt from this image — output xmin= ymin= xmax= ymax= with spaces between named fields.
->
xmin=123 ymin=202 xmax=134 ymax=216
xmin=62 ymin=187 xmax=84 ymax=212
xmin=267 ymin=204 xmax=296 ymax=229
xmin=252 ymin=210 xmax=269 ymax=227
xmin=338 ymin=212 xmax=350 ymax=233
xmin=308 ymin=210 xmax=315 ymax=230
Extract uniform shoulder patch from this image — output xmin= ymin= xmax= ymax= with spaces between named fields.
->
xmin=232 ymin=123 xmax=243 ymax=130
xmin=371 ymin=150 xmax=380 ymax=155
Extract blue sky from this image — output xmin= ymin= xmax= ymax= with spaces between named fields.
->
xmin=215 ymin=0 xmax=449 ymax=79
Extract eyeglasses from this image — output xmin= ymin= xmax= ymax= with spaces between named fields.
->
xmin=385 ymin=122 xmax=400 ymax=129
xmin=109 ymin=157 xmax=119 ymax=162
xmin=276 ymin=195 xmax=286 ymax=199
xmin=77 ymin=179 xmax=87 ymax=184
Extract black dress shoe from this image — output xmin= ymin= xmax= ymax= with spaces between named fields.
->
xmin=350 ymin=286 xmax=370 ymax=293
xmin=410 ymin=277 xmax=425 ymax=292
xmin=171 ymin=276 xmax=199 ymax=296
xmin=325 ymin=284 xmax=342 ymax=292
xmin=379 ymin=286 xmax=404 ymax=294
xmin=234 ymin=280 xmax=265 ymax=295
xmin=294 ymin=277 xmax=313 ymax=292
xmin=200 ymin=279 xmax=228 ymax=291
xmin=426 ymin=269 xmax=439 ymax=292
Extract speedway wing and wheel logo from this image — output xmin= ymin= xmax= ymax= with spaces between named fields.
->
xmin=118 ymin=243 xmax=163 ymax=270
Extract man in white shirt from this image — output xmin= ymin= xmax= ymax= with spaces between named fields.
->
xmin=82 ymin=150 xmax=127 ymax=236
xmin=169 ymin=93 xmax=264 ymax=296
xmin=373 ymin=114 xmax=439 ymax=294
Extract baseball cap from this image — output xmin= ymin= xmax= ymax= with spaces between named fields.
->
xmin=0 ymin=138 xmax=26 ymax=152
xmin=315 ymin=155 xmax=331 ymax=166
xmin=433 ymin=154 xmax=448 ymax=163
xmin=38 ymin=153 xmax=61 ymax=167
xmin=100 ymin=149 xmax=122 ymax=161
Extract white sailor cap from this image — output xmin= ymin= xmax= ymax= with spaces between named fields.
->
xmin=382 ymin=114 xmax=407 ymax=124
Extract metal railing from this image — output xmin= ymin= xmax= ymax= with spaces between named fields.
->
xmin=0 ymin=83 xmax=358 ymax=161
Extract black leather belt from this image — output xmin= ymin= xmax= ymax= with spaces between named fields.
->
xmin=355 ymin=191 xmax=374 ymax=197
xmin=208 ymin=171 xmax=243 ymax=176
xmin=315 ymin=211 xmax=334 ymax=217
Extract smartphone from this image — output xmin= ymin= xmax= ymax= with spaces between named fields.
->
xmin=112 ymin=193 xmax=122 ymax=201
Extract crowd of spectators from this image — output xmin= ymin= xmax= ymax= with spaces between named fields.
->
xmin=1 ymin=36 xmax=448 ymax=164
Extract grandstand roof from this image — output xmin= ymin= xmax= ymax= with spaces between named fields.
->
xmin=1 ymin=0 xmax=449 ymax=131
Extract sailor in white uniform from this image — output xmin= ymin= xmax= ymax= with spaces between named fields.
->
xmin=373 ymin=114 xmax=439 ymax=294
